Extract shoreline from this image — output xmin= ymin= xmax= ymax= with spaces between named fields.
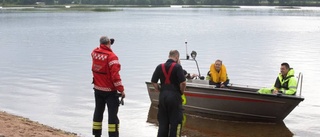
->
xmin=0 ymin=111 xmax=78 ymax=137
xmin=1 ymin=5 xmax=318 ymax=12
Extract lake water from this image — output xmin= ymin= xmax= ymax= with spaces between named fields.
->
xmin=1 ymin=6 xmax=320 ymax=137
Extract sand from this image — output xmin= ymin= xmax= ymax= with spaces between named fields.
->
xmin=0 ymin=111 xmax=78 ymax=137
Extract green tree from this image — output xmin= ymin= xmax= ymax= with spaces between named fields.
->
xmin=186 ymin=0 xmax=197 ymax=4
xmin=162 ymin=0 xmax=172 ymax=4
xmin=44 ymin=0 xmax=54 ymax=4
xmin=267 ymin=0 xmax=274 ymax=4
xmin=20 ymin=0 xmax=37 ymax=4
xmin=151 ymin=0 xmax=164 ymax=5
xmin=136 ymin=0 xmax=150 ymax=4
xmin=175 ymin=0 xmax=184 ymax=4
xmin=224 ymin=0 xmax=234 ymax=4
xmin=58 ymin=0 xmax=73 ymax=4
xmin=279 ymin=0 xmax=291 ymax=4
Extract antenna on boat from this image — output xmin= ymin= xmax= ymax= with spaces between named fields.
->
xmin=182 ymin=40 xmax=204 ymax=80
xmin=185 ymin=39 xmax=190 ymax=60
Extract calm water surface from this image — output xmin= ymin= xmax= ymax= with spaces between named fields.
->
xmin=1 ymin=7 xmax=320 ymax=137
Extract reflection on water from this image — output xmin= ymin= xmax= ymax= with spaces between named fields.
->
xmin=147 ymin=103 xmax=293 ymax=137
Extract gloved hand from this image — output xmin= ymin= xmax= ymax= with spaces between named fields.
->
xmin=117 ymin=91 xmax=125 ymax=105
xmin=119 ymin=97 xmax=124 ymax=105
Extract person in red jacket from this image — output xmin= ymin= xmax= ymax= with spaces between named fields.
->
xmin=91 ymin=36 xmax=125 ymax=137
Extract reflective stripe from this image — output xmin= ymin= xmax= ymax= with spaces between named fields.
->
xmin=92 ymin=53 xmax=108 ymax=61
xmin=176 ymin=124 xmax=181 ymax=137
xmin=94 ymin=85 xmax=113 ymax=91
xmin=182 ymin=114 xmax=187 ymax=127
xmin=289 ymin=86 xmax=297 ymax=89
xmin=113 ymin=81 xmax=122 ymax=87
xmin=108 ymin=124 xmax=119 ymax=132
xmin=109 ymin=60 xmax=119 ymax=67
xmin=93 ymin=122 xmax=102 ymax=130
xmin=93 ymin=125 xmax=102 ymax=130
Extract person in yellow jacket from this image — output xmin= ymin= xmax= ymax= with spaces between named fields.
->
xmin=273 ymin=62 xmax=297 ymax=95
xmin=206 ymin=60 xmax=229 ymax=88
xmin=258 ymin=62 xmax=297 ymax=95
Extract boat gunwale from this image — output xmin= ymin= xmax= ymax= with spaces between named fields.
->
xmin=145 ymin=81 xmax=305 ymax=101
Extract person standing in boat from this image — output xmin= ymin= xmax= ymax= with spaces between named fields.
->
xmin=151 ymin=50 xmax=186 ymax=137
xmin=91 ymin=36 xmax=125 ymax=137
xmin=258 ymin=62 xmax=297 ymax=95
xmin=206 ymin=59 xmax=229 ymax=88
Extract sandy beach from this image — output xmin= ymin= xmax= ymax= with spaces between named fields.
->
xmin=0 ymin=111 xmax=78 ymax=137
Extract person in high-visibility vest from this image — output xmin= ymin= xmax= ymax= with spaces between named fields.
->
xmin=273 ymin=62 xmax=297 ymax=95
xmin=206 ymin=59 xmax=229 ymax=88
xmin=151 ymin=50 xmax=186 ymax=137
xmin=91 ymin=36 xmax=125 ymax=137
xmin=258 ymin=62 xmax=297 ymax=95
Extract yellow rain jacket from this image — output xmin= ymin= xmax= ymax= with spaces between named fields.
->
xmin=274 ymin=68 xmax=297 ymax=95
xmin=258 ymin=68 xmax=297 ymax=95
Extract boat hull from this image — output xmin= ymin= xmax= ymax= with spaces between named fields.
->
xmin=146 ymin=80 xmax=304 ymax=122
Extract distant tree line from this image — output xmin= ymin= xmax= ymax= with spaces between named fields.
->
xmin=2 ymin=0 xmax=320 ymax=6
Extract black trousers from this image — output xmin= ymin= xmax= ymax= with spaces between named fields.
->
xmin=92 ymin=89 xmax=119 ymax=137
xmin=209 ymin=79 xmax=230 ymax=88
xmin=157 ymin=89 xmax=183 ymax=137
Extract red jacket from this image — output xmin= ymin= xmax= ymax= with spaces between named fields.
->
xmin=91 ymin=44 xmax=124 ymax=92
